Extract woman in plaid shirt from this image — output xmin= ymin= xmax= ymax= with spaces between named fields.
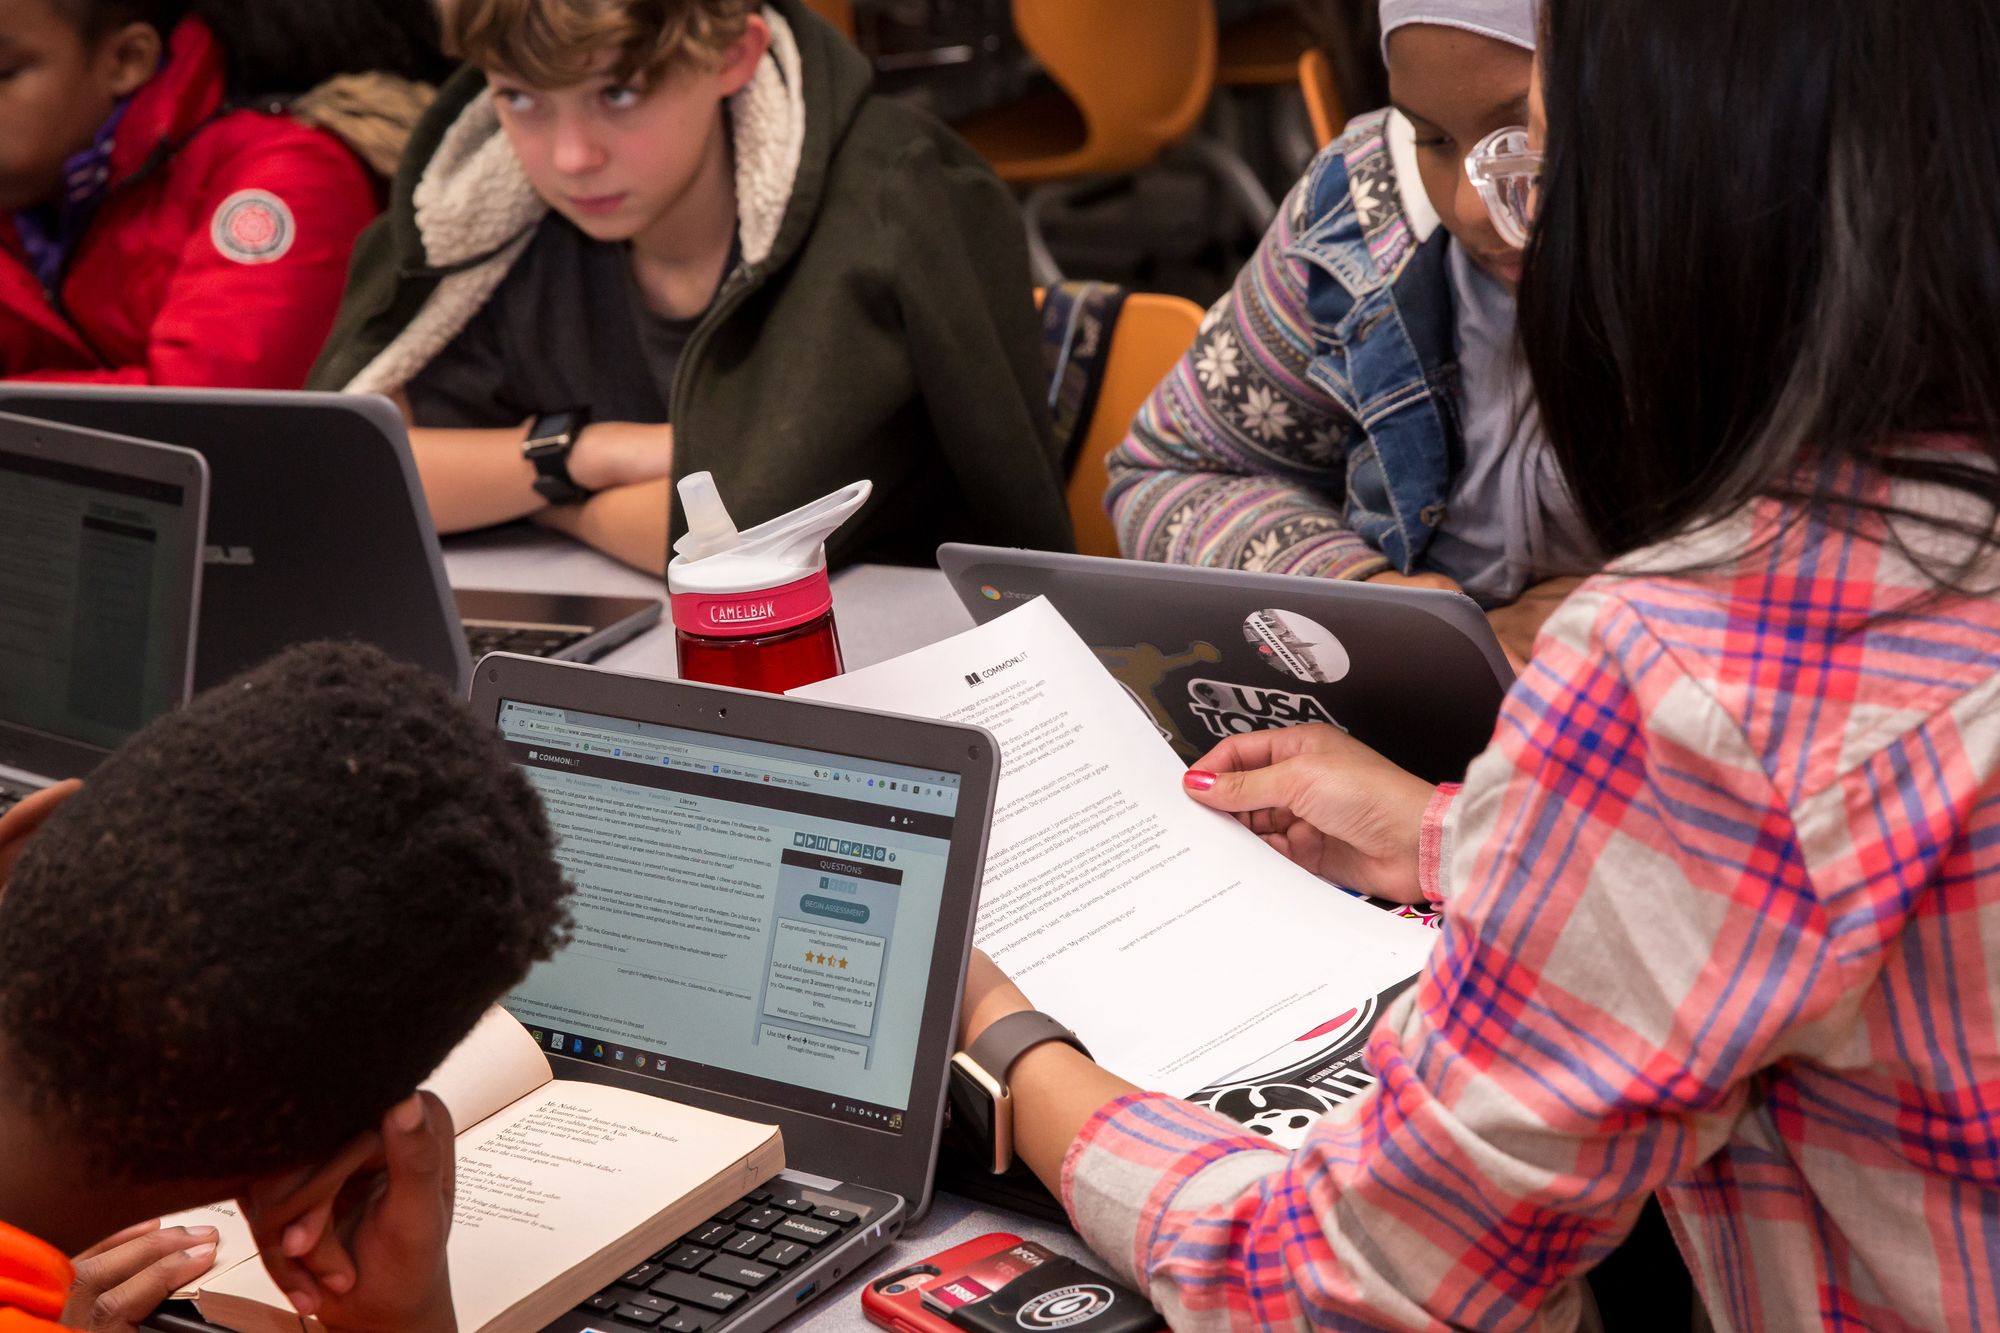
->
xmin=962 ymin=0 xmax=2000 ymax=1328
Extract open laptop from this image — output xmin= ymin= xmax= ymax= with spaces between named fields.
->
xmin=939 ymin=543 xmax=1515 ymax=785
xmin=0 ymin=412 xmax=207 ymax=813
xmin=139 ymin=657 xmax=997 ymax=1333
xmin=480 ymin=654 xmax=997 ymax=1332
xmin=0 ymin=386 xmax=661 ymax=690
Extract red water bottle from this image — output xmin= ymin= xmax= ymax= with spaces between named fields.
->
xmin=667 ymin=474 xmax=872 ymax=694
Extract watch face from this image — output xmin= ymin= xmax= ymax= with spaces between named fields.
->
xmin=532 ymin=412 xmax=578 ymax=445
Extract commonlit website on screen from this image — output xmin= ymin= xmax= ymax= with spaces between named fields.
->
xmin=496 ymin=701 xmax=961 ymax=1132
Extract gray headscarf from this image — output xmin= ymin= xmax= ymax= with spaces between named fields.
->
xmin=1379 ymin=0 xmax=1537 ymax=57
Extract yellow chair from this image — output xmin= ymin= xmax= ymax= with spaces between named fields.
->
xmin=1300 ymin=47 xmax=1346 ymax=149
xmin=958 ymin=0 xmax=1217 ymax=186
xmin=1060 ymin=293 xmax=1206 ymax=559
xmin=958 ymin=1 xmax=1273 ymax=285
xmin=800 ymin=0 xmax=855 ymax=40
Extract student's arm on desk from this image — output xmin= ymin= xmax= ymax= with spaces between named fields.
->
xmin=531 ymin=477 xmax=672 ymax=577
xmin=397 ymin=393 xmax=675 ymax=573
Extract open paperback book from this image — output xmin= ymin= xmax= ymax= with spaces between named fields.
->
xmin=163 ymin=1008 xmax=784 ymax=1333
xmin=792 ymin=596 xmax=1440 ymax=1099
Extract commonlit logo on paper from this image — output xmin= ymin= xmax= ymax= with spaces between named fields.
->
xmin=964 ymin=652 xmax=1028 ymax=688
xmin=1016 ymin=1285 xmax=1117 ymax=1329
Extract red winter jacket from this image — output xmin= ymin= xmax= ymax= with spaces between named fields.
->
xmin=0 ymin=17 xmax=379 ymax=387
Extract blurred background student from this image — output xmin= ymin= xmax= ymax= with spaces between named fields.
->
xmin=0 ymin=0 xmax=446 ymax=388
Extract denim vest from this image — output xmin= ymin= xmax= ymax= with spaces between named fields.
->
xmin=1286 ymin=110 xmax=1461 ymax=573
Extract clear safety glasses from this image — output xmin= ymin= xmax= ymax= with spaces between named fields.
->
xmin=1465 ymin=125 xmax=1543 ymax=250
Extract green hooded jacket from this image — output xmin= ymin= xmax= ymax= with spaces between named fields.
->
xmin=308 ymin=0 xmax=1073 ymax=569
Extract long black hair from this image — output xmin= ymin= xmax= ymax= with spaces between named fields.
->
xmin=1518 ymin=0 xmax=2000 ymax=574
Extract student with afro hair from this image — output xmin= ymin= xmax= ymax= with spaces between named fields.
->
xmin=0 ymin=641 xmax=573 ymax=1332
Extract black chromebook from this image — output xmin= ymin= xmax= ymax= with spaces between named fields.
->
xmin=149 ymin=656 xmax=999 ymax=1333
xmin=0 ymin=386 xmax=661 ymax=690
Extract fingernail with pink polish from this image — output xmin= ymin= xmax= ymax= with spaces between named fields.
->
xmin=1183 ymin=770 xmax=1217 ymax=791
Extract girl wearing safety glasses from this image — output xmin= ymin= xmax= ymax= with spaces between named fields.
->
xmin=1107 ymin=0 xmax=1590 ymax=670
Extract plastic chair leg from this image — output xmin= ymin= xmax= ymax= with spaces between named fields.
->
xmin=1021 ymin=184 xmax=1068 ymax=287
xmin=1171 ymin=134 xmax=1280 ymax=234
xmin=1273 ymin=96 xmax=1318 ymax=180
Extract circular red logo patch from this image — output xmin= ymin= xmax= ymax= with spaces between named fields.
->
xmin=210 ymin=190 xmax=296 ymax=265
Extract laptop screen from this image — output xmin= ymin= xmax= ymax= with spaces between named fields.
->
xmin=0 ymin=448 xmax=196 ymax=753
xmin=496 ymin=700 xmax=965 ymax=1136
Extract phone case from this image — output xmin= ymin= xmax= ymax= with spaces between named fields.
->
xmin=862 ymin=1233 xmax=1163 ymax=1333
xmin=864 ymin=1234 xmax=1026 ymax=1333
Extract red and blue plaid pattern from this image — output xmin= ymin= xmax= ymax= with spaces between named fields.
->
xmin=1062 ymin=468 xmax=2000 ymax=1331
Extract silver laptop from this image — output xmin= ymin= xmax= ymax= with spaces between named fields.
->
xmin=471 ymin=655 xmax=999 ymax=1333
xmin=939 ymin=543 xmax=1514 ymax=785
xmin=0 ymin=386 xmax=662 ymax=691
xmin=0 ymin=412 xmax=208 ymax=811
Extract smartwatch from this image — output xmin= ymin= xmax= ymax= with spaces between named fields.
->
xmin=948 ymin=1011 xmax=1091 ymax=1174
xmin=522 ymin=407 xmax=593 ymax=505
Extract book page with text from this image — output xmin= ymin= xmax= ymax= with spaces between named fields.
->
xmin=196 ymin=1079 xmax=782 ymax=1333
xmin=160 ymin=1008 xmax=554 ymax=1300
xmin=794 ymin=597 xmax=1436 ymax=1092
xmin=420 ymin=1006 xmax=556 ymax=1131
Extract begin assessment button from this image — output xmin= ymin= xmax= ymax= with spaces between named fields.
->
xmin=800 ymin=894 xmax=870 ymax=924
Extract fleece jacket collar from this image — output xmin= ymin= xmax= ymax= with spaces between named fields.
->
xmin=348 ymin=0 xmax=870 ymax=396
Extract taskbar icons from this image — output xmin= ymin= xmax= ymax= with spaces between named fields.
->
xmin=530 ymin=1023 xmax=906 ymax=1133
xmin=529 ymin=1026 xmax=670 ymax=1076
xmin=827 ymin=1098 xmax=905 ymax=1133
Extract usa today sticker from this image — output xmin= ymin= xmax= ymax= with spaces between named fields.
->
xmin=1016 ymin=1284 xmax=1118 ymax=1329
xmin=1244 ymin=608 xmax=1350 ymax=684
xmin=211 ymin=189 xmax=296 ymax=265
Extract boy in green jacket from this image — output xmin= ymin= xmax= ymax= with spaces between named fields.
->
xmin=310 ymin=0 xmax=1072 ymax=575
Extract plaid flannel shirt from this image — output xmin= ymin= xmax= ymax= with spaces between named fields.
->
xmin=1062 ymin=465 xmax=2000 ymax=1331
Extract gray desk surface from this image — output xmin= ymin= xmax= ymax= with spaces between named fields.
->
xmin=443 ymin=526 xmax=977 ymax=683
xmin=441 ymin=528 xmax=1095 ymax=1331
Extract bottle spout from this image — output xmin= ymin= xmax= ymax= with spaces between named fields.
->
xmin=673 ymin=471 xmax=741 ymax=562
xmin=731 ymin=480 xmax=872 ymax=572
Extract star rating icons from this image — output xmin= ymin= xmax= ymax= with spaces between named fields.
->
xmin=801 ymin=950 xmax=852 ymax=969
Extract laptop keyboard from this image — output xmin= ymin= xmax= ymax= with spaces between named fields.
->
xmin=463 ymin=623 xmax=591 ymax=660
xmin=568 ymin=1184 xmax=864 ymax=1331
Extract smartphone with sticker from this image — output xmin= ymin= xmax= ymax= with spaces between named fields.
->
xmin=862 ymin=1233 xmax=1162 ymax=1333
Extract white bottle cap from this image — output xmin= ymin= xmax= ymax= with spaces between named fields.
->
xmin=668 ymin=478 xmax=874 ymax=597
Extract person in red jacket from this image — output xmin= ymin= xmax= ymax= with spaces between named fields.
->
xmin=0 ymin=0 xmax=386 ymax=387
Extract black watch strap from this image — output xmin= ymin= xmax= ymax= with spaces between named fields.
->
xmin=523 ymin=407 xmax=593 ymax=505
xmin=964 ymin=1011 xmax=1090 ymax=1087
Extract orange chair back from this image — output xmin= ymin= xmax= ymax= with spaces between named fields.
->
xmin=800 ymin=0 xmax=855 ymax=40
xmin=1014 ymin=0 xmax=1219 ymax=177
xmin=1065 ymin=293 xmax=1206 ymax=558
xmin=1300 ymin=47 xmax=1345 ymax=148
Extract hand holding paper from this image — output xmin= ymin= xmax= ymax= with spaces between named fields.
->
xmin=1182 ymin=722 xmax=1438 ymax=906
xmin=794 ymin=598 xmax=1435 ymax=1093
